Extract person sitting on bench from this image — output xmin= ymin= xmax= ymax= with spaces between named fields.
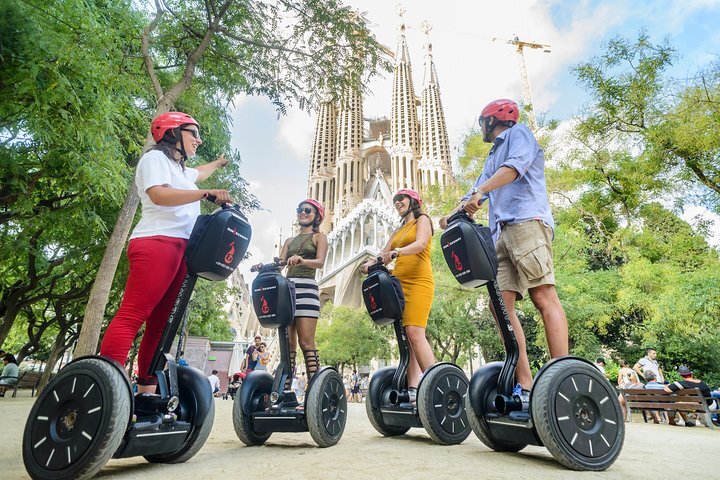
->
xmin=664 ymin=365 xmax=717 ymax=427
xmin=0 ymin=354 xmax=19 ymax=397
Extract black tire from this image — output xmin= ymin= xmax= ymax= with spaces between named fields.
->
xmin=306 ymin=369 xmax=347 ymax=447
xmin=417 ymin=363 xmax=472 ymax=445
xmin=144 ymin=370 xmax=215 ymax=464
xmin=531 ymin=359 xmax=625 ymax=471
xmin=22 ymin=358 xmax=131 ymax=480
xmin=466 ymin=366 xmax=527 ymax=452
xmin=365 ymin=368 xmax=410 ymax=437
xmin=232 ymin=375 xmax=273 ymax=446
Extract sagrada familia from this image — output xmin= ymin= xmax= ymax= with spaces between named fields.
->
xmin=306 ymin=16 xmax=454 ymax=309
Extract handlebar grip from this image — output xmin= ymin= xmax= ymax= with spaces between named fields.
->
xmin=204 ymin=193 xmax=217 ymax=203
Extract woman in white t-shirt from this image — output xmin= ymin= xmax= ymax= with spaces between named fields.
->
xmin=100 ymin=111 xmax=233 ymax=393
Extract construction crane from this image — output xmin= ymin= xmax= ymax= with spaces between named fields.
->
xmin=492 ymin=35 xmax=551 ymax=131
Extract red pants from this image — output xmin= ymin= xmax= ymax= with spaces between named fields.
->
xmin=100 ymin=236 xmax=188 ymax=385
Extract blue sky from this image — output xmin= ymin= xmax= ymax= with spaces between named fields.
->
xmin=229 ymin=0 xmax=720 ymax=279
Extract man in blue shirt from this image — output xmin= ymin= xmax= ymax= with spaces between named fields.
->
xmin=440 ymin=99 xmax=568 ymax=392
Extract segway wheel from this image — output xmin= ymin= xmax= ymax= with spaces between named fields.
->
xmin=531 ymin=359 xmax=625 ymax=471
xmin=417 ymin=363 xmax=471 ymax=445
xmin=22 ymin=358 xmax=131 ymax=480
xmin=232 ymin=374 xmax=273 ymax=446
xmin=365 ymin=368 xmax=410 ymax=437
xmin=144 ymin=368 xmax=215 ymax=464
xmin=466 ymin=363 xmax=527 ymax=452
xmin=306 ymin=369 xmax=347 ymax=447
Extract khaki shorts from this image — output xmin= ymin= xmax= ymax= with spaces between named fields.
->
xmin=495 ymin=220 xmax=555 ymax=299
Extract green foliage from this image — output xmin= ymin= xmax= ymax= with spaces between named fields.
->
xmin=316 ymin=303 xmax=391 ymax=368
xmin=1 ymin=0 xmax=388 ymax=360
xmin=186 ymin=280 xmax=234 ymax=341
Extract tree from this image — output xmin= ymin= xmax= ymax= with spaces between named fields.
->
xmin=77 ymin=0 xmax=390 ymax=355
xmin=315 ymin=303 xmax=391 ymax=369
xmin=186 ymin=280 xmax=234 ymax=341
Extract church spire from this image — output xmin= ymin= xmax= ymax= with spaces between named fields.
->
xmin=419 ymin=21 xmax=452 ymax=189
xmin=307 ymin=96 xmax=337 ymax=233
xmin=390 ymin=3 xmax=420 ymax=191
xmin=334 ymin=86 xmax=363 ymax=221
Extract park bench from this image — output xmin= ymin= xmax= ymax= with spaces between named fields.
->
xmin=621 ymin=387 xmax=716 ymax=430
xmin=2 ymin=370 xmax=43 ymax=398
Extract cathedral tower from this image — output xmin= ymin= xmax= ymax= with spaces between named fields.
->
xmin=334 ymin=87 xmax=364 ymax=222
xmin=307 ymin=98 xmax=337 ymax=233
xmin=389 ymin=12 xmax=420 ymax=192
xmin=419 ymin=23 xmax=453 ymax=188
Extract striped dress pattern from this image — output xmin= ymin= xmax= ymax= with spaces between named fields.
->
xmin=288 ymin=277 xmax=320 ymax=318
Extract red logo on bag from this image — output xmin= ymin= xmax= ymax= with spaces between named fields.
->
xmin=260 ymin=296 xmax=269 ymax=314
xmin=369 ymin=293 xmax=377 ymax=310
xmin=452 ymin=250 xmax=463 ymax=271
xmin=224 ymin=241 xmax=235 ymax=264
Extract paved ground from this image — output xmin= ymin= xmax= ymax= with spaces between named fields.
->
xmin=3 ymin=389 xmax=719 ymax=479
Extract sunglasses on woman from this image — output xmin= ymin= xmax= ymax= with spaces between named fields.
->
xmin=393 ymin=194 xmax=409 ymax=203
xmin=296 ymin=207 xmax=314 ymax=215
xmin=181 ymin=128 xmax=200 ymax=139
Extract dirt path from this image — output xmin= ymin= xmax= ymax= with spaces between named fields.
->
xmin=3 ymin=391 xmax=719 ymax=479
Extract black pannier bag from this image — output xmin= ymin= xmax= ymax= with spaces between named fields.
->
xmin=440 ymin=212 xmax=498 ymax=288
xmin=251 ymin=271 xmax=296 ymax=329
xmin=185 ymin=207 xmax=252 ymax=281
xmin=362 ymin=264 xmax=405 ymax=326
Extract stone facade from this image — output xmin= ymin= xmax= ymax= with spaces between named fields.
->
xmin=307 ymin=20 xmax=453 ymax=308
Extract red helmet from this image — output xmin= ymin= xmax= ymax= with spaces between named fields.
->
xmin=480 ymin=99 xmax=519 ymax=124
xmin=299 ymin=199 xmax=324 ymax=223
xmin=392 ymin=188 xmax=423 ymax=208
xmin=150 ymin=111 xmax=199 ymax=143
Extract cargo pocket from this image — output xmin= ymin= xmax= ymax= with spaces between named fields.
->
xmin=514 ymin=239 xmax=551 ymax=281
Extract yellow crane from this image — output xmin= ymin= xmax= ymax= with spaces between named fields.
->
xmin=492 ymin=35 xmax=551 ymax=131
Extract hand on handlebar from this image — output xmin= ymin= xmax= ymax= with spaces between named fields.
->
xmin=360 ymin=258 xmax=378 ymax=274
xmin=463 ymin=192 xmax=485 ymax=215
xmin=286 ymin=255 xmax=304 ymax=267
xmin=204 ymin=189 xmax=234 ymax=205
xmin=379 ymin=250 xmax=397 ymax=266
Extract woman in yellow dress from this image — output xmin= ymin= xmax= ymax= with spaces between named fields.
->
xmin=362 ymin=189 xmax=435 ymax=403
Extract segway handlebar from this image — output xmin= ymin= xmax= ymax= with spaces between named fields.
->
xmin=250 ymin=257 xmax=287 ymax=273
xmin=204 ymin=193 xmax=248 ymax=219
xmin=366 ymin=252 xmax=398 ymax=274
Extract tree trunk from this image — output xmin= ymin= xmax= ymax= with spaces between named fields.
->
xmin=38 ymin=326 xmax=68 ymax=393
xmin=75 ymin=182 xmax=140 ymax=356
xmin=0 ymin=304 xmax=19 ymax=346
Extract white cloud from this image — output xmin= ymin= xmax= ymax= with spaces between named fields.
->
xmin=276 ymin=109 xmax=315 ymax=161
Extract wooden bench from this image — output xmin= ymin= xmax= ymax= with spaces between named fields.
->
xmin=621 ymin=387 xmax=716 ymax=429
xmin=1 ymin=370 xmax=43 ymax=398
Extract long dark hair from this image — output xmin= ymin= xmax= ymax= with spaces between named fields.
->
xmin=3 ymin=353 xmax=17 ymax=365
xmin=150 ymin=125 xmax=190 ymax=170
xmin=405 ymin=198 xmax=434 ymax=235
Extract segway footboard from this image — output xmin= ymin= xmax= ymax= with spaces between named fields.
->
xmin=467 ymin=362 xmax=538 ymax=451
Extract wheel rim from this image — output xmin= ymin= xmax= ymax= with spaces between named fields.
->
xmin=430 ymin=371 xmax=468 ymax=435
xmin=553 ymin=373 xmax=620 ymax=458
xmin=320 ymin=375 xmax=345 ymax=437
xmin=29 ymin=374 xmax=105 ymax=470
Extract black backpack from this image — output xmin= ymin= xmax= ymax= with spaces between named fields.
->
xmin=362 ymin=263 xmax=405 ymax=326
xmin=440 ymin=212 xmax=498 ymax=288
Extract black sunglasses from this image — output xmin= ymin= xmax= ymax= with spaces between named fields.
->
xmin=393 ymin=194 xmax=409 ymax=203
xmin=296 ymin=207 xmax=314 ymax=215
xmin=181 ymin=128 xmax=200 ymax=139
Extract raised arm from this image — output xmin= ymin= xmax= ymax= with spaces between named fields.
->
xmin=195 ymin=154 xmax=230 ymax=182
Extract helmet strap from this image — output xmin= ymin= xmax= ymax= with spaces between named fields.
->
xmin=176 ymin=128 xmax=189 ymax=167
xmin=482 ymin=117 xmax=495 ymax=143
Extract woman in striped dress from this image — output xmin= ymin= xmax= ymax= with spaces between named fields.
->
xmin=279 ymin=199 xmax=328 ymax=383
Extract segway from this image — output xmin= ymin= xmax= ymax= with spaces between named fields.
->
xmin=22 ymin=198 xmax=252 ymax=479
xmin=361 ymin=255 xmax=471 ymax=445
xmin=232 ymin=258 xmax=346 ymax=447
xmin=441 ymin=211 xmax=624 ymax=470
